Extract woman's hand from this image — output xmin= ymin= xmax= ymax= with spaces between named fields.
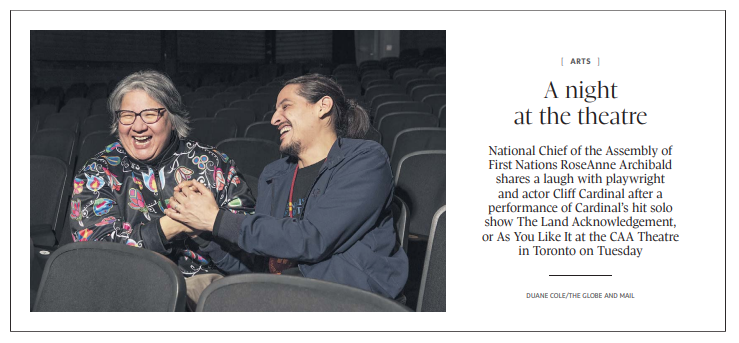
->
xmin=160 ymin=216 xmax=201 ymax=240
xmin=164 ymin=180 xmax=219 ymax=232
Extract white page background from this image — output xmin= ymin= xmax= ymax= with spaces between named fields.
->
xmin=4 ymin=3 xmax=736 ymax=342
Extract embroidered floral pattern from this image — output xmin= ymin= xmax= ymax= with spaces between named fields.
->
xmin=192 ymin=155 xmax=209 ymax=169
xmin=102 ymin=155 xmax=121 ymax=166
xmin=131 ymin=172 xmax=143 ymax=190
xmin=122 ymin=222 xmax=132 ymax=234
xmin=142 ymin=167 xmax=158 ymax=193
xmin=174 ymin=167 xmax=194 ymax=184
xmin=93 ymin=198 xmax=115 ymax=216
xmin=70 ymin=199 xmax=81 ymax=221
xmin=182 ymin=249 xmax=210 ymax=265
xmin=76 ymin=228 xmax=93 ymax=242
xmin=85 ymin=174 xmax=105 ymax=192
xmin=69 ymin=139 xmax=252 ymax=277
xmin=73 ymin=178 xmax=84 ymax=195
xmin=96 ymin=216 xmax=116 ymax=226
xmin=102 ymin=167 xmax=121 ymax=192
xmin=105 ymin=142 xmax=122 ymax=153
xmin=214 ymin=168 xmax=225 ymax=191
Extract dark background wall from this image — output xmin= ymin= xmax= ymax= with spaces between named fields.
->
xmin=30 ymin=30 xmax=445 ymax=89
xmin=400 ymin=31 xmax=446 ymax=54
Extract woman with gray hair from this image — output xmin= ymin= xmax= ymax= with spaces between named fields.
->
xmin=69 ymin=71 xmax=262 ymax=298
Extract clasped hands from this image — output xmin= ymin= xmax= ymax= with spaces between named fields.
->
xmin=160 ymin=180 xmax=219 ymax=240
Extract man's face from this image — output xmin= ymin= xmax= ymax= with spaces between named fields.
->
xmin=117 ymin=89 xmax=172 ymax=162
xmin=271 ymin=84 xmax=321 ymax=156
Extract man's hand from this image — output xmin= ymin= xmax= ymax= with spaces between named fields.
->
xmin=164 ymin=180 xmax=219 ymax=232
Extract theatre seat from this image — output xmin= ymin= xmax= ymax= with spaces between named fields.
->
xmin=30 ymin=155 xmax=69 ymax=247
xmin=80 ymin=115 xmax=111 ymax=140
xmin=59 ymin=97 xmax=92 ymax=120
xmin=214 ymin=107 xmax=257 ymax=137
xmin=42 ymin=112 xmax=80 ymax=133
xmin=439 ymin=105 xmax=446 ymax=127
xmin=363 ymin=126 xmax=382 ymax=144
xmin=394 ymin=150 xmax=446 ymax=238
xmin=248 ymin=93 xmax=277 ymax=114
xmin=213 ymin=92 xmax=242 ymax=108
xmin=376 ymin=112 xmax=438 ymax=154
xmin=244 ymin=121 xmax=280 ymax=144
xmin=33 ymin=241 xmax=186 ymax=312
xmin=196 ymin=274 xmax=409 ymax=312
xmin=189 ymin=117 xmax=238 ymax=147
xmin=75 ymin=131 xmax=117 ymax=173
xmin=410 ymin=85 xmax=445 ymax=102
xmin=390 ymin=128 xmax=446 ymax=175
xmin=391 ymin=195 xmax=409 ymax=251
xmin=417 ymin=205 xmax=446 ymax=312
xmin=375 ymin=101 xmax=432 ymax=125
xmin=190 ymin=98 xmax=223 ymax=118
xmin=421 ymin=94 xmax=446 ymax=117
xmin=31 ymin=129 xmax=77 ymax=166
xmin=216 ymin=138 xmax=281 ymax=179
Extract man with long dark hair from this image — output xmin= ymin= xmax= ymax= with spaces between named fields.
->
xmin=166 ymin=74 xmax=408 ymax=299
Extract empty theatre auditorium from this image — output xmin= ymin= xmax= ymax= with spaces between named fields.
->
xmin=29 ymin=30 xmax=446 ymax=312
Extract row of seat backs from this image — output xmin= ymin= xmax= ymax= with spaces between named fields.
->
xmin=31 ymin=125 xmax=282 ymax=179
xmin=334 ymin=60 xmax=445 ymax=118
xmin=32 ymin=241 xmax=409 ymax=312
xmin=171 ymin=57 xmax=441 ymax=91
xmin=31 ymin=97 xmax=108 ymax=125
xmin=417 ymin=205 xmax=446 ymax=312
xmin=364 ymin=83 xmax=445 ymax=106
xmin=32 ymin=77 xmax=443 ymax=141
xmin=30 ymin=53 xmax=444 ymax=107
xmin=391 ymin=202 xmax=445 ymax=312
xmin=184 ymin=84 xmax=361 ymax=122
xmin=32 ymin=204 xmax=446 ymax=312
xmin=393 ymin=150 xmax=446 ymax=238
xmin=186 ymin=88 xmax=448 ymax=137
xmin=30 ymin=156 xmax=70 ymax=248
xmin=30 ymin=134 xmax=280 ymax=248
xmin=31 ymin=83 xmax=111 ymax=109
xmin=336 ymin=56 xmax=443 ymax=77
xmin=31 ymin=150 xmax=444 ymax=311
xmin=37 ymin=102 xmax=441 ymax=163
xmin=32 ymin=105 xmax=260 ymax=140
xmin=373 ymin=94 xmax=445 ymax=117
xmin=33 ymin=119 xmax=444 ymax=183
xmin=31 ymin=135 xmax=441 ymax=243
xmin=359 ymin=72 xmax=445 ymax=94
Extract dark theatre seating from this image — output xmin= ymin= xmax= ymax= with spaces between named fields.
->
xmin=244 ymin=121 xmax=280 ymax=143
xmin=196 ymin=274 xmax=409 ymax=312
xmin=216 ymin=138 xmax=281 ymax=179
xmin=417 ymin=205 xmax=446 ymax=312
xmin=189 ymin=117 xmax=238 ymax=147
xmin=214 ymin=107 xmax=257 ymax=137
xmin=390 ymin=128 xmax=446 ymax=175
xmin=377 ymin=112 xmax=438 ymax=154
xmin=394 ymin=150 xmax=446 ymax=238
xmin=33 ymin=242 xmax=186 ymax=312
xmin=31 ymin=129 xmax=77 ymax=166
xmin=375 ymin=101 xmax=432 ymax=125
xmin=29 ymin=42 xmax=445 ymax=311
xmin=30 ymin=156 xmax=69 ymax=248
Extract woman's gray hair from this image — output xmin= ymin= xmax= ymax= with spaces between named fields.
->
xmin=108 ymin=70 xmax=190 ymax=138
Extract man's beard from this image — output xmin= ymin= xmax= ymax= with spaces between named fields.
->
xmin=280 ymin=139 xmax=302 ymax=157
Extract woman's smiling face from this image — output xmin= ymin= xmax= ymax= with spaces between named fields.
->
xmin=117 ymin=89 xmax=172 ymax=162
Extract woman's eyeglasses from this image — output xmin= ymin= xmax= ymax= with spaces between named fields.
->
xmin=115 ymin=108 xmax=166 ymax=125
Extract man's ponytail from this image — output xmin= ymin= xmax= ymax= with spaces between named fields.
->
xmin=285 ymin=74 xmax=370 ymax=139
